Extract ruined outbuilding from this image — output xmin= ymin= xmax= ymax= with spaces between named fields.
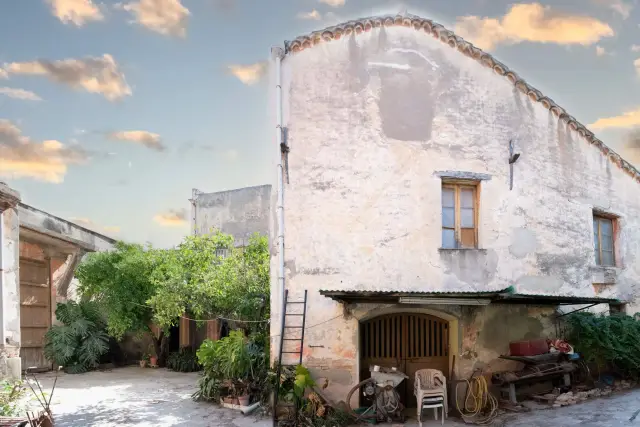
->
xmin=190 ymin=185 xmax=271 ymax=246
xmin=0 ymin=183 xmax=115 ymax=379
xmin=268 ymin=14 xmax=640 ymax=406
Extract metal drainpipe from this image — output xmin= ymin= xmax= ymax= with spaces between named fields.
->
xmin=272 ymin=46 xmax=286 ymax=355
xmin=190 ymin=189 xmax=198 ymax=236
xmin=0 ymin=209 xmax=5 ymax=346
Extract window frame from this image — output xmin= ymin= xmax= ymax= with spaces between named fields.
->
xmin=593 ymin=214 xmax=616 ymax=267
xmin=441 ymin=181 xmax=479 ymax=249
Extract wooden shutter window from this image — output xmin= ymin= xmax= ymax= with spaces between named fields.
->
xmin=441 ymin=183 xmax=478 ymax=249
xmin=593 ymin=215 xmax=615 ymax=266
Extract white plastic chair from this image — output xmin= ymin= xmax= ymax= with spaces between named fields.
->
xmin=414 ymin=369 xmax=448 ymax=426
xmin=421 ymin=396 xmax=445 ymax=425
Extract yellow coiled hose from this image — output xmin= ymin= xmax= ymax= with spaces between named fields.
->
xmin=454 ymin=373 xmax=499 ymax=425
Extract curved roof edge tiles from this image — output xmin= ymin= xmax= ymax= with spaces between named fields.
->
xmin=283 ymin=14 xmax=640 ymax=184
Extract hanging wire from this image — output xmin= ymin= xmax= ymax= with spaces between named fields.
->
xmin=126 ymin=300 xmax=345 ymax=339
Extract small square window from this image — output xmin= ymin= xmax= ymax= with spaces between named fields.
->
xmin=593 ymin=215 xmax=615 ymax=267
xmin=441 ymin=183 xmax=478 ymax=249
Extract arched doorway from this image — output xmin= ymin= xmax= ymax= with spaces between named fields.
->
xmin=359 ymin=312 xmax=450 ymax=408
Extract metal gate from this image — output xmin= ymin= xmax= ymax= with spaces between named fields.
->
xmin=360 ymin=313 xmax=449 ymax=407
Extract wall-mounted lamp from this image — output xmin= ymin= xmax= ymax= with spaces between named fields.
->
xmin=509 ymin=140 xmax=521 ymax=190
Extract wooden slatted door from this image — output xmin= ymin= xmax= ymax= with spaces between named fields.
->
xmin=360 ymin=313 xmax=449 ymax=408
xmin=19 ymin=258 xmax=52 ymax=371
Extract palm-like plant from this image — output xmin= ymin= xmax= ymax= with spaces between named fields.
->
xmin=44 ymin=301 xmax=109 ymax=374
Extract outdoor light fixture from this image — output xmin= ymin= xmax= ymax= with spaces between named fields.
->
xmin=398 ymin=297 xmax=492 ymax=306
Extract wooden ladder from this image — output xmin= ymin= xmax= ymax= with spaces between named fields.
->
xmin=273 ymin=289 xmax=308 ymax=427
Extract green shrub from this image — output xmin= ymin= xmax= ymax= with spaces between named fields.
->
xmin=193 ymin=331 xmax=270 ymax=403
xmin=167 ymin=346 xmax=201 ymax=372
xmin=278 ymin=365 xmax=315 ymax=404
xmin=44 ymin=301 xmax=110 ymax=374
xmin=567 ymin=312 xmax=640 ymax=378
xmin=0 ymin=380 xmax=26 ymax=416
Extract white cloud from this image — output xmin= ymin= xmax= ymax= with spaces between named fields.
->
xmin=319 ymin=0 xmax=345 ymax=7
xmin=605 ymin=0 xmax=633 ymax=19
xmin=0 ymin=87 xmax=42 ymax=101
xmin=298 ymin=10 xmax=321 ymax=20
xmin=455 ymin=3 xmax=614 ymax=51
xmin=107 ymin=130 xmax=165 ymax=151
xmin=153 ymin=209 xmax=188 ymax=226
xmin=123 ymin=0 xmax=190 ymax=37
xmin=0 ymin=119 xmax=88 ymax=183
xmin=635 ymin=58 xmax=640 ymax=76
xmin=0 ymin=69 xmax=7 ymax=79
xmin=70 ymin=217 xmax=120 ymax=235
xmin=47 ymin=0 xmax=104 ymax=26
xmin=632 ymin=45 xmax=640 ymax=52
xmin=590 ymin=107 xmax=640 ymax=130
xmin=3 ymin=54 xmax=131 ymax=101
xmin=596 ymin=45 xmax=607 ymax=56
xmin=227 ymin=62 xmax=267 ymax=85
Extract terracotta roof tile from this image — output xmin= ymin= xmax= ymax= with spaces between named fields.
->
xmin=283 ymin=13 xmax=640 ymax=183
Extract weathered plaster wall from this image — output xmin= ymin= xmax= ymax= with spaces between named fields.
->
xmin=18 ymin=204 xmax=115 ymax=253
xmin=0 ymin=208 xmax=20 ymax=358
xmin=192 ymin=185 xmax=271 ymax=246
xmin=269 ymin=25 xmax=640 ymax=402
xmin=286 ymin=300 xmax=556 ymax=404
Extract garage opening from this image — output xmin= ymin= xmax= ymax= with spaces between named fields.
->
xmin=359 ymin=313 xmax=450 ymax=408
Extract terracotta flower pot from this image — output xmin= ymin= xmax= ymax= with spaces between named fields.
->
xmin=238 ymin=395 xmax=250 ymax=407
xmin=149 ymin=356 xmax=158 ymax=367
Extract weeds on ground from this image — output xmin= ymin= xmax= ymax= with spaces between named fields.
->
xmin=0 ymin=380 xmax=27 ymax=416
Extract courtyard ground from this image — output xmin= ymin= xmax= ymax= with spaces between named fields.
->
xmin=21 ymin=367 xmax=640 ymax=426
xmin=25 ymin=366 xmax=270 ymax=427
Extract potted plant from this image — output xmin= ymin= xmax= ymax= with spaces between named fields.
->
xmin=237 ymin=393 xmax=250 ymax=407
xmin=235 ymin=379 xmax=250 ymax=406
xmin=148 ymin=345 xmax=158 ymax=368
xmin=140 ymin=353 xmax=149 ymax=368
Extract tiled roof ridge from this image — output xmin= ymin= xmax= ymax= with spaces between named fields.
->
xmin=284 ymin=13 xmax=640 ymax=184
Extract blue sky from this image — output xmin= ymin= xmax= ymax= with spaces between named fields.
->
xmin=1 ymin=0 xmax=639 ymax=248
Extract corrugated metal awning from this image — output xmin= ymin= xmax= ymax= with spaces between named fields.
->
xmin=319 ymin=287 xmax=620 ymax=306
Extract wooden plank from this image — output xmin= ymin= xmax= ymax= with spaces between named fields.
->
xmin=19 ymin=258 xmax=51 ymax=370
xmin=363 ymin=322 xmax=369 ymax=360
xmin=428 ymin=319 xmax=434 ymax=357
xmin=372 ymin=320 xmax=377 ymax=359
xmin=395 ymin=315 xmax=401 ymax=360
xmin=385 ymin=316 xmax=391 ymax=358
xmin=444 ymin=323 xmax=449 ymax=357
xmin=20 ymin=281 xmax=49 ymax=288
xmin=18 ymin=257 xmax=47 ymax=266
xmin=433 ymin=320 xmax=438 ymax=357
xmin=417 ymin=317 xmax=423 ymax=358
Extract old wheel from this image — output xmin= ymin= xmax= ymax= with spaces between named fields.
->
xmin=346 ymin=378 xmax=378 ymax=420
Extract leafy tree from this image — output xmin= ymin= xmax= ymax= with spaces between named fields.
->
xmin=75 ymin=241 xmax=166 ymax=361
xmin=75 ymin=233 xmax=270 ymax=363
xmin=148 ymin=232 xmax=270 ymax=335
